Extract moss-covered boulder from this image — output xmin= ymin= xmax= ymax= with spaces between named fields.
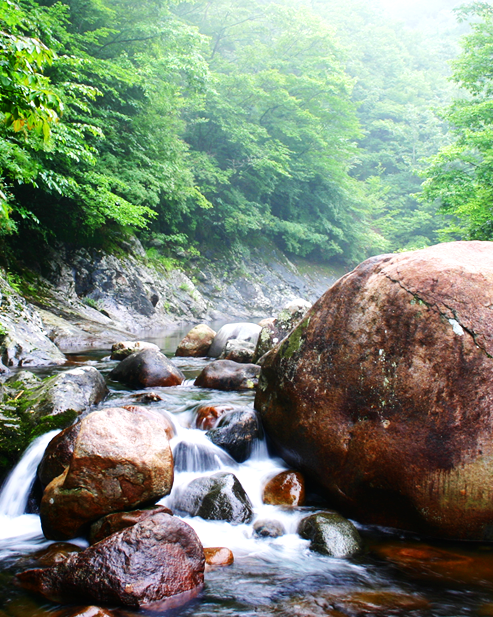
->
xmin=0 ymin=367 xmax=108 ymax=478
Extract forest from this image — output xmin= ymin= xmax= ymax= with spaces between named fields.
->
xmin=0 ymin=0 xmax=491 ymax=267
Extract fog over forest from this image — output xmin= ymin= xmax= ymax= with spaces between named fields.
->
xmin=1 ymin=0 xmax=492 ymax=266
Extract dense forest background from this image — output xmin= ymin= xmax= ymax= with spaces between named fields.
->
xmin=0 ymin=0 xmax=491 ymax=268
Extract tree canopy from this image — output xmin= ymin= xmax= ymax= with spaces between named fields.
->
xmin=422 ymin=2 xmax=493 ymax=241
xmin=0 ymin=0 xmax=478 ymax=265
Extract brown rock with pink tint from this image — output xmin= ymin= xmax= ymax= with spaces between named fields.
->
xmin=262 ymin=471 xmax=305 ymax=507
xmin=256 ymin=241 xmax=493 ymax=540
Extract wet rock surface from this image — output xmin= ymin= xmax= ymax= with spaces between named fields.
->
xmin=194 ymin=403 xmax=237 ymax=430
xmin=195 ymin=360 xmax=260 ymax=391
xmin=0 ymin=272 xmax=66 ymax=368
xmin=33 ymin=543 xmax=82 ymax=567
xmin=18 ymin=512 xmax=205 ymax=608
xmin=89 ymin=505 xmax=173 ymax=545
xmin=253 ymin=298 xmax=312 ymax=362
xmin=274 ymin=589 xmax=429 ymax=617
xmin=174 ymin=472 xmax=253 ymax=524
xmin=218 ymin=339 xmax=256 ymax=363
xmin=256 ymin=241 xmax=493 ymax=540
xmin=262 ymin=471 xmax=305 ymax=507
xmin=206 ymin=409 xmax=262 ymax=462
xmin=110 ymin=340 xmax=159 ymax=360
xmin=38 ymin=423 xmax=82 ymax=487
xmin=253 ymin=519 xmax=285 ymax=538
xmin=24 ymin=366 xmax=108 ymax=424
xmin=208 ymin=323 xmax=261 ymax=358
xmin=204 ymin=547 xmax=234 ymax=568
xmin=176 ymin=324 xmax=216 ymax=357
xmin=109 ymin=348 xmax=184 ymax=388
xmin=40 ymin=407 xmax=174 ymax=540
xmin=298 ymin=512 xmax=363 ymax=558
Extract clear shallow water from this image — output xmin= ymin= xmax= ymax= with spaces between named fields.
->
xmin=1 ymin=328 xmax=493 ymax=616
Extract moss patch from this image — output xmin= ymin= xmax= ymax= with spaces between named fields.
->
xmin=279 ymin=317 xmax=311 ymax=360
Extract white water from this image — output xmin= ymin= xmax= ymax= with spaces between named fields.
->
xmin=0 ymin=430 xmax=60 ymax=559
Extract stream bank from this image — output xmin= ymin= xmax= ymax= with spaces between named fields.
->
xmin=0 ymin=238 xmax=340 ymax=360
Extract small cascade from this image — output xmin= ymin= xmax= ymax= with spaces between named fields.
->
xmin=0 ymin=430 xmax=60 ymax=559
xmin=0 ymin=430 xmax=59 ymax=518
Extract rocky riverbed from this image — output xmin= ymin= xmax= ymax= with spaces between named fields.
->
xmin=2 ymin=241 xmax=493 ymax=616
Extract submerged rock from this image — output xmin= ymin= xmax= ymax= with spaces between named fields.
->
xmin=174 ymin=472 xmax=253 ymax=524
xmin=206 ymin=409 xmax=262 ymax=462
xmin=256 ymin=241 xmax=493 ymax=540
xmin=175 ymin=324 xmax=216 ymax=357
xmin=109 ymin=348 xmax=184 ymax=389
xmin=275 ymin=589 xmax=429 ymax=616
xmin=262 ymin=471 xmax=305 ymax=507
xmin=298 ymin=512 xmax=363 ymax=558
xmin=33 ymin=543 xmax=82 ymax=567
xmin=40 ymin=407 xmax=174 ymax=540
xmin=18 ymin=512 xmax=204 ymax=608
xmin=208 ymin=323 xmax=261 ymax=358
xmin=194 ymin=360 xmax=260 ymax=391
xmin=110 ymin=340 xmax=159 ymax=360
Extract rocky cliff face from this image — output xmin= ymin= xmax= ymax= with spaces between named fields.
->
xmin=0 ymin=238 xmax=340 ymax=354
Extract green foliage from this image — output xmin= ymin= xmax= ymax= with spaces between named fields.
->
xmin=178 ymin=0 xmax=380 ymax=263
xmin=422 ymin=2 xmax=493 ymax=240
xmin=311 ymin=0 xmax=461 ymax=253
xmin=0 ymin=0 xmax=469 ymax=264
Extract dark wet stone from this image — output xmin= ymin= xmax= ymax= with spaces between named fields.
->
xmin=17 ymin=512 xmax=205 ymax=608
xmin=298 ymin=512 xmax=363 ymax=558
xmin=206 ymin=409 xmax=262 ymax=463
xmin=194 ymin=360 xmax=260 ymax=391
xmin=109 ymin=348 xmax=184 ymax=389
xmin=174 ymin=472 xmax=253 ymax=524
xmin=33 ymin=543 xmax=82 ymax=567
xmin=218 ymin=339 xmax=256 ymax=363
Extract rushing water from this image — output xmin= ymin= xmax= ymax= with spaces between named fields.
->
xmin=2 ymin=326 xmax=493 ymax=616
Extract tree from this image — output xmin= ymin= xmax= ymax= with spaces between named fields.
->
xmin=177 ymin=0 xmax=380 ymax=263
xmin=422 ymin=2 xmax=493 ymax=240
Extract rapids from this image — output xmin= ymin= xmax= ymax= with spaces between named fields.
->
xmin=1 ymin=324 xmax=493 ymax=616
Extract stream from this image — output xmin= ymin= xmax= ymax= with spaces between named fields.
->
xmin=1 ymin=324 xmax=493 ymax=616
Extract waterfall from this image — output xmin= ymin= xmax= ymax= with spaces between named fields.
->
xmin=0 ymin=430 xmax=59 ymax=518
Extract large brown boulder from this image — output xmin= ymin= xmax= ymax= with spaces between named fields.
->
xmin=175 ymin=324 xmax=216 ymax=357
xmin=109 ymin=348 xmax=184 ymax=388
xmin=18 ymin=512 xmax=204 ymax=608
xmin=40 ymin=407 xmax=174 ymax=540
xmin=255 ymin=242 xmax=493 ymax=541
